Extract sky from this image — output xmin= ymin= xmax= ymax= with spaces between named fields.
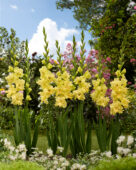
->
xmin=0 ymin=0 xmax=91 ymax=56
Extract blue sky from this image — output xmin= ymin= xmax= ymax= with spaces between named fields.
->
xmin=0 ymin=0 xmax=91 ymax=55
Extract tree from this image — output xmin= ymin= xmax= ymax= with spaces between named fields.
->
xmin=56 ymin=0 xmax=136 ymax=83
xmin=0 ymin=27 xmax=25 ymax=81
xmin=91 ymin=0 xmax=136 ymax=82
xmin=56 ymin=0 xmax=107 ymax=30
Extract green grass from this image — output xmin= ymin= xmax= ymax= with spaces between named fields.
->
xmin=0 ymin=161 xmax=44 ymax=170
xmin=37 ymin=134 xmax=48 ymax=153
xmin=2 ymin=130 xmax=99 ymax=154
xmin=91 ymin=130 xmax=99 ymax=151
xmin=89 ymin=157 xmax=136 ymax=170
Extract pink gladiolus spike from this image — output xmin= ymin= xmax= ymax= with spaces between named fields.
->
xmin=1 ymin=90 xmax=5 ymax=95
xmin=66 ymin=43 xmax=72 ymax=51
xmin=91 ymin=68 xmax=97 ymax=73
xmin=134 ymin=6 xmax=136 ymax=10
xmin=130 ymin=58 xmax=136 ymax=64
xmin=134 ymin=84 xmax=136 ymax=89
xmin=128 ymin=82 xmax=132 ymax=85
xmin=49 ymin=59 xmax=55 ymax=64
xmin=106 ymin=57 xmax=111 ymax=62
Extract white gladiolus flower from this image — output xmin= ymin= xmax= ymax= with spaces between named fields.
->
xmin=127 ymin=136 xmax=134 ymax=146
xmin=47 ymin=148 xmax=53 ymax=157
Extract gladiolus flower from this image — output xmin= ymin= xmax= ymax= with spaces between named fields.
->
xmin=1 ymin=90 xmax=5 ymax=95
xmin=128 ymin=82 xmax=132 ymax=85
xmin=130 ymin=58 xmax=136 ymax=64
xmin=134 ymin=84 xmax=136 ymax=88
xmin=106 ymin=57 xmax=111 ymax=62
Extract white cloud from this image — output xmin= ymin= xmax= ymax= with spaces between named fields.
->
xmin=31 ymin=8 xmax=35 ymax=13
xmin=10 ymin=4 xmax=18 ymax=10
xmin=28 ymin=18 xmax=79 ymax=56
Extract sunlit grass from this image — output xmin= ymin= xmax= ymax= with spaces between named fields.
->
xmin=2 ymin=130 xmax=99 ymax=154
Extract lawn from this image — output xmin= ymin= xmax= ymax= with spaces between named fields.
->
xmin=2 ymin=130 xmax=99 ymax=154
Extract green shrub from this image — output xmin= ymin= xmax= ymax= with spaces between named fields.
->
xmin=120 ymin=90 xmax=136 ymax=134
xmin=0 ymin=161 xmax=44 ymax=170
xmin=89 ymin=157 xmax=136 ymax=170
xmin=0 ymin=106 xmax=14 ymax=130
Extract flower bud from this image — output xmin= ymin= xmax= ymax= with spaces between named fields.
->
xmin=14 ymin=61 xmax=19 ymax=66
xmin=62 ymin=67 xmax=66 ymax=72
xmin=28 ymin=88 xmax=32 ymax=93
xmin=8 ymin=66 xmax=14 ymax=72
xmin=26 ymin=95 xmax=31 ymax=101
xmin=47 ymin=63 xmax=53 ymax=70
xmin=26 ymin=83 xmax=29 ymax=88
xmin=42 ymin=60 xmax=46 ymax=65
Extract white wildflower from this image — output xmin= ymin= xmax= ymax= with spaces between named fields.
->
xmin=80 ymin=165 xmax=86 ymax=170
xmin=47 ymin=148 xmax=53 ymax=157
xmin=0 ymin=78 xmax=4 ymax=83
xmin=19 ymin=152 xmax=26 ymax=160
xmin=2 ymin=73 xmax=5 ymax=76
xmin=116 ymin=154 xmax=121 ymax=159
xmin=127 ymin=136 xmax=134 ymax=146
xmin=61 ymin=160 xmax=69 ymax=167
xmin=9 ymin=155 xmax=16 ymax=161
xmin=123 ymin=148 xmax=131 ymax=156
xmin=53 ymin=160 xmax=58 ymax=165
xmin=57 ymin=146 xmax=64 ymax=153
xmin=116 ymin=135 xmax=125 ymax=145
xmin=4 ymin=138 xmax=11 ymax=149
xmin=59 ymin=157 xmax=65 ymax=162
xmin=132 ymin=153 xmax=136 ymax=158
xmin=117 ymin=147 xmax=124 ymax=154
xmin=71 ymin=163 xmax=81 ymax=170
xmin=71 ymin=163 xmax=86 ymax=170
xmin=9 ymin=146 xmax=15 ymax=152
xmin=18 ymin=144 xmax=26 ymax=152
xmin=104 ymin=151 xmax=112 ymax=158
xmin=15 ymin=149 xmax=19 ymax=153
